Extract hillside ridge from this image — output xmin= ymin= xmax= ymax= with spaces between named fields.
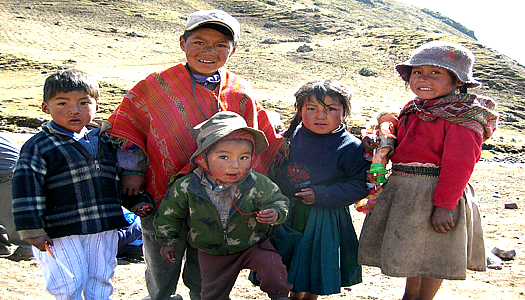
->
xmin=0 ymin=0 xmax=523 ymax=146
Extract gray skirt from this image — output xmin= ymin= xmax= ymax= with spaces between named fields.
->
xmin=358 ymin=172 xmax=486 ymax=280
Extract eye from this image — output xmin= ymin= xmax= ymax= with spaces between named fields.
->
xmin=240 ymin=155 xmax=251 ymax=161
xmin=218 ymin=155 xmax=228 ymax=160
xmin=306 ymin=107 xmax=315 ymax=111
xmin=412 ymin=70 xmax=421 ymax=75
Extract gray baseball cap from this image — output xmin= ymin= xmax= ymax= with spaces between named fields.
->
xmin=190 ymin=111 xmax=268 ymax=164
xmin=185 ymin=9 xmax=240 ymax=42
xmin=396 ymin=41 xmax=481 ymax=88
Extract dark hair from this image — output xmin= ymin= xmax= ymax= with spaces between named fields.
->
xmin=43 ymin=69 xmax=99 ymax=103
xmin=283 ymin=79 xmax=352 ymax=138
xmin=181 ymin=23 xmax=235 ymax=44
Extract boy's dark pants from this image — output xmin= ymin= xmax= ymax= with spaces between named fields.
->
xmin=198 ymin=238 xmax=292 ymax=300
xmin=141 ymin=214 xmax=201 ymax=300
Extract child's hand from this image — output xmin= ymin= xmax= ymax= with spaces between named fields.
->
xmin=362 ymin=135 xmax=379 ymax=151
xmin=122 ymin=174 xmax=145 ymax=195
xmin=431 ymin=206 xmax=455 ymax=233
xmin=160 ymin=246 xmax=178 ymax=263
xmin=256 ymin=209 xmax=278 ymax=224
xmin=28 ymin=235 xmax=53 ymax=251
xmin=296 ymin=188 xmax=316 ymax=205
xmin=130 ymin=202 xmax=155 ymax=217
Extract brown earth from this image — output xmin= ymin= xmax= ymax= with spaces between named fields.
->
xmin=0 ymin=0 xmax=524 ymax=299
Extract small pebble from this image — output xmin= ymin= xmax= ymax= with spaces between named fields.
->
xmin=491 ymin=246 xmax=516 ymax=260
xmin=504 ymin=202 xmax=518 ymax=209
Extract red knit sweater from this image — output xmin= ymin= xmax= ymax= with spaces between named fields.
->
xmin=390 ymin=113 xmax=483 ymax=209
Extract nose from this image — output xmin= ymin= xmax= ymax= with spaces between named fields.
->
xmin=69 ymin=104 xmax=81 ymax=115
xmin=316 ymin=108 xmax=327 ymax=119
xmin=230 ymin=159 xmax=240 ymax=168
xmin=417 ymin=73 xmax=429 ymax=82
xmin=202 ymin=45 xmax=214 ymax=54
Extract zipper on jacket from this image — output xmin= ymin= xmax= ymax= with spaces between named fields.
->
xmin=94 ymin=160 xmax=101 ymax=171
xmin=222 ymin=228 xmax=229 ymax=254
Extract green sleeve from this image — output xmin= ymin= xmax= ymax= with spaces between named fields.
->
xmin=153 ymin=176 xmax=191 ymax=247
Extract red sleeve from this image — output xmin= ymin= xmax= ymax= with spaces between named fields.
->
xmin=432 ymin=123 xmax=483 ymax=209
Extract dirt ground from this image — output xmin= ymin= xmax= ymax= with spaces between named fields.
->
xmin=0 ymin=134 xmax=524 ymax=299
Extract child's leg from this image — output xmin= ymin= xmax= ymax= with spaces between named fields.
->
xmin=33 ymin=236 xmax=87 ymax=299
xmin=403 ymin=277 xmax=443 ymax=300
xmin=82 ymin=230 xmax=118 ymax=300
xmin=198 ymin=250 xmax=241 ymax=300
xmin=248 ymin=239 xmax=292 ymax=299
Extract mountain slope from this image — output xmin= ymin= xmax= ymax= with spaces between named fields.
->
xmin=0 ymin=0 xmax=523 ymax=144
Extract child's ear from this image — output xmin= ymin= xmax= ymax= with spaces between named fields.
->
xmin=41 ymin=102 xmax=50 ymax=114
xmin=228 ymin=44 xmax=238 ymax=57
xmin=179 ymin=36 xmax=186 ymax=52
xmin=455 ymin=78 xmax=465 ymax=87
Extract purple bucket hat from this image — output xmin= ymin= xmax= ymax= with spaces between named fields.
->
xmin=395 ymin=41 xmax=481 ymax=88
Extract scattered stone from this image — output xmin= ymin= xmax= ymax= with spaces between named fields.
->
xmin=504 ymin=202 xmax=518 ymax=209
xmin=491 ymin=246 xmax=516 ymax=260
xmin=263 ymin=22 xmax=274 ymax=28
xmin=359 ymin=67 xmax=377 ymax=76
xmin=486 ymin=253 xmax=503 ymax=270
xmin=261 ymin=38 xmax=278 ymax=44
xmin=297 ymin=44 xmax=313 ymax=53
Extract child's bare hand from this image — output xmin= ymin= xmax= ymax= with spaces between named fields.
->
xmin=160 ymin=246 xmax=178 ymax=263
xmin=296 ymin=188 xmax=316 ymax=205
xmin=256 ymin=209 xmax=278 ymax=224
xmin=130 ymin=202 xmax=155 ymax=217
xmin=122 ymin=174 xmax=145 ymax=195
xmin=362 ymin=135 xmax=379 ymax=151
xmin=431 ymin=206 xmax=455 ymax=233
xmin=28 ymin=235 xmax=53 ymax=251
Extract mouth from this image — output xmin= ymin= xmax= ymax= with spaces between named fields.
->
xmin=417 ymin=87 xmax=432 ymax=91
xmin=198 ymin=58 xmax=215 ymax=64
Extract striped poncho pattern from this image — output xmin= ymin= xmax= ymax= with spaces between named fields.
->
xmin=108 ymin=63 xmax=283 ymax=204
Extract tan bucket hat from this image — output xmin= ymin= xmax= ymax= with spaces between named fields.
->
xmin=190 ymin=111 xmax=268 ymax=164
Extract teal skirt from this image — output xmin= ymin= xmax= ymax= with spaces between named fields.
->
xmin=270 ymin=200 xmax=362 ymax=295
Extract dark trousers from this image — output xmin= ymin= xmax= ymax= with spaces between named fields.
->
xmin=141 ymin=214 xmax=201 ymax=300
xmin=198 ymin=239 xmax=292 ymax=300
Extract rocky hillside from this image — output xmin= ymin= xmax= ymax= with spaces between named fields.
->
xmin=0 ymin=0 xmax=524 ymax=149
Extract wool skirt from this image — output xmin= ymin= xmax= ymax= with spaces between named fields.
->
xmin=358 ymin=172 xmax=486 ymax=280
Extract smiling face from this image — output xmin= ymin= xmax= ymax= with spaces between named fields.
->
xmin=206 ymin=139 xmax=253 ymax=184
xmin=409 ymin=65 xmax=464 ymax=100
xmin=180 ymin=27 xmax=237 ymax=76
xmin=301 ymin=94 xmax=344 ymax=134
xmin=42 ymin=90 xmax=98 ymax=133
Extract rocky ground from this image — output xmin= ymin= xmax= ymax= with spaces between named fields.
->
xmin=0 ymin=132 xmax=524 ymax=300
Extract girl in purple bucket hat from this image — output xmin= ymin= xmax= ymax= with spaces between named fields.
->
xmin=358 ymin=41 xmax=499 ymax=300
